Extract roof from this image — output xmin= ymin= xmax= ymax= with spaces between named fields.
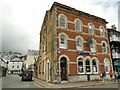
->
xmin=51 ymin=2 xmax=108 ymax=24
xmin=10 ymin=57 xmax=22 ymax=62
xmin=107 ymin=28 xmax=120 ymax=33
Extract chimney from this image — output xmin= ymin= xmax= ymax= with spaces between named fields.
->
xmin=111 ymin=24 xmax=116 ymax=30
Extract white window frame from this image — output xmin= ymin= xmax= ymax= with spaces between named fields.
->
xmin=88 ymin=23 xmax=94 ymax=35
xmin=92 ymin=58 xmax=99 ymax=74
xmin=76 ymin=36 xmax=84 ymax=51
xmin=59 ymin=14 xmax=67 ymax=28
xmin=100 ymin=26 xmax=105 ymax=37
xmin=85 ymin=58 xmax=92 ymax=74
xmin=59 ymin=34 xmax=68 ymax=49
xmin=90 ymin=39 xmax=97 ymax=52
xmin=78 ymin=58 xmax=84 ymax=74
xmin=75 ymin=19 xmax=82 ymax=32
xmin=104 ymin=59 xmax=110 ymax=73
xmin=17 ymin=65 xmax=19 ymax=68
xmin=101 ymin=41 xmax=107 ymax=54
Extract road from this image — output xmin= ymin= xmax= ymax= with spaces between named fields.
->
xmin=79 ymin=82 xmax=118 ymax=88
xmin=2 ymin=75 xmax=42 ymax=88
xmin=1 ymin=75 xmax=120 ymax=89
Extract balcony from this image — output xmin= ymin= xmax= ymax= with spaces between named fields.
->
xmin=112 ymin=53 xmax=120 ymax=58
xmin=110 ymin=35 xmax=119 ymax=42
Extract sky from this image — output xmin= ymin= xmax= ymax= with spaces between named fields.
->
xmin=0 ymin=0 xmax=119 ymax=55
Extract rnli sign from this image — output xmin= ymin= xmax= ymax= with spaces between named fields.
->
xmin=77 ymin=52 xmax=91 ymax=56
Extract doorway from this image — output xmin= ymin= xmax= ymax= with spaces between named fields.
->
xmin=60 ymin=57 xmax=67 ymax=80
xmin=47 ymin=63 xmax=50 ymax=81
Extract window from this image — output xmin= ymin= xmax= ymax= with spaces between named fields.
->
xmin=88 ymin=23 xmax=94 ymax=35
xmin=42 ymin=61 xmax=44 ymax=74
xmin=90 ymin=39 xmax=97 ymax=52
xmin=78 ymin=58 xmax=84 ymax=74
xmin=59 ymin=34 xmax=67 ymax=49
xmin=102 ymin=42 xmax=107 ymax=53
xmin=17 ymin=65 xmax=19 ymax=68
xmin=92 ymin=59 xmax=98 ymax=73
xmin=59 ymin=15 xmax=66 ymax=28
xmin=100 ymin=27 xmax=105 ymax=37
xmin=109 ymin=32 xmax=113 ymax=37
xmin=75 ymin=20 xmax=82 ymax=32
xmin=39 ymin=63 xmax=41 ymax=74
xmin=12 ymin=65 xmax=14 ymax=68
xmin=76 ymin=37 xmax=83 ymax=51
xmin=43 ymin=41 xmax=46 ymax=52
xmin=104 ymin=59 xmax=110 ymax=73
xmin=85 ymin=58 xmax=91 ymax=73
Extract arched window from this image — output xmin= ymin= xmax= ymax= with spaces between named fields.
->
xmin=102 ymin=42 xmax=107 ymax=53
xmin=92 ymin=59 xmax=98 ymax=73
xmin=85 ymin=58 xmax=91 ymax=73
xmin=90 ymin=39 xmax=97 ymax=52
xmin=76 ymin=37 xmax=83 ymax=51
xmin=75 ymin=19 xmax=82 ymax=32
xmin=104 ymin=59 xmax=110 ymax=73
xmin=100 ymin=26 xmax=105 ymax=37
xmin=59 ymin=15 xmax=67 ymax=28
xmin=78 ymin=58 xmax=84 ymax=74
xmin=59 ymin=34 xmax=67 ymax=49
xmin=88 ymin=23 xmax=94 ymax=35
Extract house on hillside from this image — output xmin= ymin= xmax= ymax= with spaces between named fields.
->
xmin=8 ymin=57 xmax=23 ymax=74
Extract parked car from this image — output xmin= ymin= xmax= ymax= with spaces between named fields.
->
xmin=21 ymin=70 xmax=33 ymax=81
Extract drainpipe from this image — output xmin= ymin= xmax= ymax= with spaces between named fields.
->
xmin=51 ymin=7 xmax=57 ymax=83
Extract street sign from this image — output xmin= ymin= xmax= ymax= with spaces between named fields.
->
xmin=77 ymin=52 xmax=91 ymax=56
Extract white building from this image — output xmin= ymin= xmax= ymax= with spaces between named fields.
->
xmin=0 ymin=58 xmax=8 ymax=76
xmin=24 ymin=50 xmax=38 ymax=71
xmin=8 ymin=57 xmax=23 ymax=74
xmin=2 ymin=52 xmax=12 ymax=63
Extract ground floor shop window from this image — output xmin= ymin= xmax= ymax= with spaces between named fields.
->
xmin=92 ymin=59 xmax=98 ymax=73
xmin=78 ymin=58 xmax=84 ymax=74
xmin=85 ymin=58 xmax=91 ymax=74
xmin=104 ymin=59 xmax=110 ymax=73
xmin=77 ymin=57 xmax=99 ymax=74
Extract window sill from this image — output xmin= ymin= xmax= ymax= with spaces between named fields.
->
xmin=92 ymin=72 xmax=99 ymax=74
xmin=78 ymin=73 xmax=85 ymax=74
xmin=59 ymin=47 xmax=68 ymax=50
xmin=59 ymin=26 xmax=67 ymax=29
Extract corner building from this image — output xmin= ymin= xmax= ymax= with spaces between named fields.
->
xmin=37 ymin=2 xmax=113 ymax=83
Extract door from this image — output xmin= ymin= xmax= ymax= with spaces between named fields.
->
xmin=60 ymin=57 xmax=67 ymax=80
xmin=47 ymin=63 xmax=50 ymax=81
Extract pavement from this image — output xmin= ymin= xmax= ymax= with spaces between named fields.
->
xmin=33 ymin=78 xmax=117 ymax=88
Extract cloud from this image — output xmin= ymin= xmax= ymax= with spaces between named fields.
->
xmin=2 ymin=19 xmax=31 ymax=54
xmin=0 ymin=0 xmax=119 ymax=54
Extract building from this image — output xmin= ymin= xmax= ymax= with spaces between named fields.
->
xmin=24 ymin=50 xmax=38 ymax=71
xmin=2 ymin=52 xmax=12 ymax=63
xmin=8 ymin=57 xmax=23 ymax=74
xmin=0 ymin=52 xmax=2 ymax=58
xmin=108 ymin=25 xmax=120 ymax=75
xmin=0 ymin=58 xmax=8 ymax=77
xmin=37 ymin=2 xmax=113 ymax=83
